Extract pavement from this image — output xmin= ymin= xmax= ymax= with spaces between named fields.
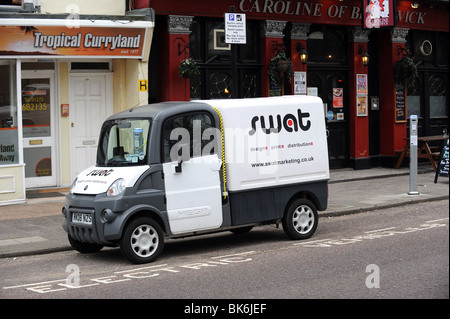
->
xmin=0 ymin=164 xmax=448 ymax=259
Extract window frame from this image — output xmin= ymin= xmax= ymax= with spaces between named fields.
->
xmin=161 ymin=111 xmax=217 ymax=163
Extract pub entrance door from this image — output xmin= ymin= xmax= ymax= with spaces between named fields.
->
xmin=306 ymin=26 xmax=349 ymax=169
xmin=308 ymin=69 xmax=349 ymax=169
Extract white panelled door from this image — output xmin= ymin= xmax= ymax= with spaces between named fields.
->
xmin=69 ymin=74 xmax=112 ymax=182
xmin=162 ymin=155 xmax=223 ymax=234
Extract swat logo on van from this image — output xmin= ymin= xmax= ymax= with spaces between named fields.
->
xmin=249 ymin=109 xmax=311 ymax=136
xmin=85 ymin=169 xmax=114 ymax=177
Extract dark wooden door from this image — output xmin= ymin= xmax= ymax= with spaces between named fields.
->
xmin=308 ymin=69 xmax=349 ymax=168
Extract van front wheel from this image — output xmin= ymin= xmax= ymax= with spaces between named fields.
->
xmin=120 ymin=217 xmax=164 ymax=264
xmin=282 ymin=199 xmax=318 ymax=240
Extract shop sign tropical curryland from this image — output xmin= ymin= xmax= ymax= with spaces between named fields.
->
xmin=0 ymin=25 xmax=147 ymax=58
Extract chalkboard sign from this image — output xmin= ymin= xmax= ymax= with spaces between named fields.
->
xmin=434 ymin=138 xmax=449 ymax=183
xmin=395 ymin=84 xmax=407 ymax=123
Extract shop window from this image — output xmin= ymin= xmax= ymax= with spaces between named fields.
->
xmin=0 ymin=60 xmax=19 ymax=165
xmin=0 ymin=0 xmax=20 ymax=4
xmin=22 ymin=62 xmax=55 ymax=70
xmin=71 ymin=62 xmax=111 ymax=71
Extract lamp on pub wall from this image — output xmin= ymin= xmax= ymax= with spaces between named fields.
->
xmin=296 ymin=43 xmax=308 ymax=65
xmin=358 ymin=46 xmax=370 ymax=67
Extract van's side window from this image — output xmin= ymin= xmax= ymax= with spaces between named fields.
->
xmin=162 ymin=112 xmax=216 ymax=163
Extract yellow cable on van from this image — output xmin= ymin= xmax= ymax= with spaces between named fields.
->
xmin=213 ymin=107 xmax=227 ymax=199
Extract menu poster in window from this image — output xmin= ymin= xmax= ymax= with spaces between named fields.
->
xmin=357 ymin=95 xmax=368 ymax=116
xmin=357 ymin=74 xmax=368 ymax=95
xmin=333 ymin=88 xmax=343 ymax=108
xmin=307 ymin=87 xmax=318 ymax=96
xmin=294 ymin=72 xmax=306 ymax=95
xmin=395 ymin=84 xmax=407 ymax=123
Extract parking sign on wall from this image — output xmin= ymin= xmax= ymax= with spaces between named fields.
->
xmin=225 ymin=13 xmax=246 ymax=44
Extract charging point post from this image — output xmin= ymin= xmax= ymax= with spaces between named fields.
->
xmin=408 ymin=115 xmax=420 ymax=195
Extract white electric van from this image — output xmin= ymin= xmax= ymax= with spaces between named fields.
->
xmin=62 ymin=96 xmax=329 ymax=264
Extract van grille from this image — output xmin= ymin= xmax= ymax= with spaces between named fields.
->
xmin=68 ymin=207 xmax=101 ymax=244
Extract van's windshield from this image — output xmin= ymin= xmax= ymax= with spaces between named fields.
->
xmin=97 ymin=119 xmax=151 ymax=167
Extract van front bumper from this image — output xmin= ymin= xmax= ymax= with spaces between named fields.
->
xmin=62 ymin=193 xmax=123 ymax=245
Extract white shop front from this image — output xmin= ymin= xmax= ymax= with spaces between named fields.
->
xmin=0 ymin=15 xmax=154 ymax=205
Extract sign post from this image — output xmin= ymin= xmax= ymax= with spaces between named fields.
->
xmin=225 ymin=7 xmax=246 ymax=98
xmin=224 ymin=11 xmax=247 ymax=45
xmin=408 ymin=115 xmax=420 ymax=195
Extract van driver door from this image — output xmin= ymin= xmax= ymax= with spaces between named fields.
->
xmin=161 ymin=112 xmax=223 ymax=235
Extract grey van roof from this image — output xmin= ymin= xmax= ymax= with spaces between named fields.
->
xmin=106 ymin=101 xmax=214 ymax=122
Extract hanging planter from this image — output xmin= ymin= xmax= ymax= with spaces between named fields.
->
xmin=268 ymin=51 xmax=293 ymax=86
xmin=393 ymin=57 xmax=418 ymax=87
xmin=276 ymin=60 xmax=290 ymax=73
xmin=177 ymin=58 xmax=200 ymax=79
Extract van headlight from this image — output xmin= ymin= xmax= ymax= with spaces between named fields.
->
xmin=107 ymin=178 xmax=126 ymax=197
xmin=70 ymin=177 xmax=78 ymax=194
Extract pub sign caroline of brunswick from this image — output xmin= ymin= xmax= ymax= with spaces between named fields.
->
xmin=363 ymin=0 xmax=396 ymax=28
xmin=0 ymin=26 xmax=146 ymax=58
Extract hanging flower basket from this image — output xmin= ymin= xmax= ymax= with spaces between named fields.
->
xmin=276 ymin=60 xmax=290 ymax=73
xmin=268 ymin=52 xmax=293 ymax=86
xmin=393 ymin=57 xmax=418 ymax=87
xmin=178 ymin=58 xmax=200 ymax=79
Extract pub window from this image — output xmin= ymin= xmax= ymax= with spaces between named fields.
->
xmin=190 ymin=20 xmax=202 ymax=61
xmin=407 ymin=75 xmax=422 ymax=118
xmin=307 ymin=27 xmax=347 ymax=64
xmin=429 ymin=74 xmax=448 ymax=118
xmin=189 ymin=17 xmax=261 ymax=99
xmin=436 ymin=32 xmax=449 ymax=67
xmin=239 ymin=21 xmax=260 ymax=63
xmin=207 ymin=20 xmax=231 ymax=62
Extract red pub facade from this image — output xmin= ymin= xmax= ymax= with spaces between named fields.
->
xmin=142 ymin=0 xmax=449 ymax=169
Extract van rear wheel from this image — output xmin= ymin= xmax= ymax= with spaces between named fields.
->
xmin=282 ymin=199 xmax=318 ymax=240
xmin=120 ymin=217 xmax=164 ymax=264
